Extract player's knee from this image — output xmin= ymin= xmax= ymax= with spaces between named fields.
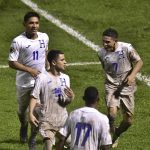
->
xmin=17 ymin=108 xmax=28 ymax=116
xmin=43 ymin=138 xmax=53 ymax=150
xmin=17 ymin=111 xmax=28 ymax=122
xmin=123 ymin=117 xmax=133 ymax=128
xmin=43 ymin=137 xmax=51 ymax=146
xmin=108 ymin=106 xmax=117 ymax=116
xmin=127 ymin=118 xmax=133 ymax=126
xmin=124 ymin=115 xmax=133 ymax=126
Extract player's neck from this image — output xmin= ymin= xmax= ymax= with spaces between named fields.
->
xmin=113 ymin=42 xmax=118 ymax=51
xmin=49 ymin=68 xmax=60 ymax=76
xmin=25 ymin=32 xmax=38 ymax=39
xmin=108 ymin=42 xmax=118 ymax=52
xmin=85 ymin=103 xmax=97 ymax=108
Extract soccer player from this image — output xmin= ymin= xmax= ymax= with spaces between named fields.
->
xmin=29 ymin=50 xmax=74 ymax=150
xmin=8 ymin=11 xmax=49 ymax=145
xmin=97 ymin=28 xmax=143 ymax=148
xmin=56 ymin=86 xmax=112 ymax=150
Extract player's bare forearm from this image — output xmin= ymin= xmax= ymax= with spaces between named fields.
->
xmin=127 ymin=59 xmax=143 ymax=85
xmin=8 ymin=61 xmax=40 ymax=77
xmin=131 ymin=59 xmax=143 ymax=77
xmin=9 ymin=61 xmax=28 ymax=71
xmin=29 ymin=97 xmax=37 ymax=114
xmin=29 ymin=97 xmax=39 ymax=127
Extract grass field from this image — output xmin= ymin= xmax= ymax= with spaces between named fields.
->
xmin=0 ymin=0 xmax=150 ymax=149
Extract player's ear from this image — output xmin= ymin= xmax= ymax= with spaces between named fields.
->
xmin=52 ymin=60 xmax=56 ymax=65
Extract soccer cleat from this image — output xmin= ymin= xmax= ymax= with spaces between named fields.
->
xmin=20 ymin=123 xmax=28 ymax=143
xmin=28 ymin=137 xmax=36 ymax=150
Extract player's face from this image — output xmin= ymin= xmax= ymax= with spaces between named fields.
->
xmin=102 ymin=36 xmax=116 ymax=52
xmin=55 ymin=54 xmax=67 ymax=72
xmin=24 ymin=17 xmax=40 ymax=37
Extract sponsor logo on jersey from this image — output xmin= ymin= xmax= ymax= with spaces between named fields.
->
xmin=26 ymin=45 xmax=31 ymax=48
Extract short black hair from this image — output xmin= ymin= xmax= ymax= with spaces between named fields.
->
xmin=24 ymin=11 xmax=40 ymax=23
xmin=83 ymin=86 xmax=99 ymax=105
xmin=102 ymin=28 xmax=118 ymax=39
xmin=47 ymin=49 xmax=64 ymax=64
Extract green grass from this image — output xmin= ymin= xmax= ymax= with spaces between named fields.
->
xmin=0 ymin=0 xmax=150 ymax=149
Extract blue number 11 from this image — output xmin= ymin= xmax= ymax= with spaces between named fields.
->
xmin=33 ymin=51 xmax=39 ymax=60
xmin=75 ymin=122 xmax=92 ymax=146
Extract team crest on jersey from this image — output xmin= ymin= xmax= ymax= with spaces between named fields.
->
xmin=118 ymin=50 xmax=125 ymax=59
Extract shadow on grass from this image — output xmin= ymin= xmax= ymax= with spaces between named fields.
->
xmin=0 ymin=139 xmax=20 ymax=144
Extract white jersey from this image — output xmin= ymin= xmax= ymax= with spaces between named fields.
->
xmin=97 ymin=42 xmax=141 ymax=86
xmin=31 ymin=71 xmax=70 ymax=128
xmin=8 ymin=32 xmax=49 ymax=87
xmin=59 ymin=107 xmax=112 ymax=150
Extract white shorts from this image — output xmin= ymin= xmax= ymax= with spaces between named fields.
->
xmin=16 ymin=86 xmax=33 ymax=115
xmin=39 ymin=122 xmax=57 ymax=145
xmin=105 ymin=85 xmax=135 ymax=115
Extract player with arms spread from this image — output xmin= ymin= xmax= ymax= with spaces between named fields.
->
xmin=57 ymin=86 xmax=112 ymax=150
xmin=8 ymin=11 xmax=49 ymax=145
xmin=97 ymin=28 xmax=143 ymax=148
xmin=29 ymin=50 xmax=74 ymax=150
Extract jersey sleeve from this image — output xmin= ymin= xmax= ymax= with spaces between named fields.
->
xmin=97 ymin=48 xmax=105 ymax=68
xmin=128 ymin=44 xmax=141 ymax=62
xmin=66 ymin=75 xmax=70 ymax=88
xmin=99 ymin=116 xmax=112 ymax=146
xmin=31 ymin=75 xmax=42 ymax=100
xmin=97 ymin=48 xmax=102 ymax=59
xmin=44 ymin=33 xmax=49 ymax=52
xmin=8 ymin=39 xmax=20 ymax=61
